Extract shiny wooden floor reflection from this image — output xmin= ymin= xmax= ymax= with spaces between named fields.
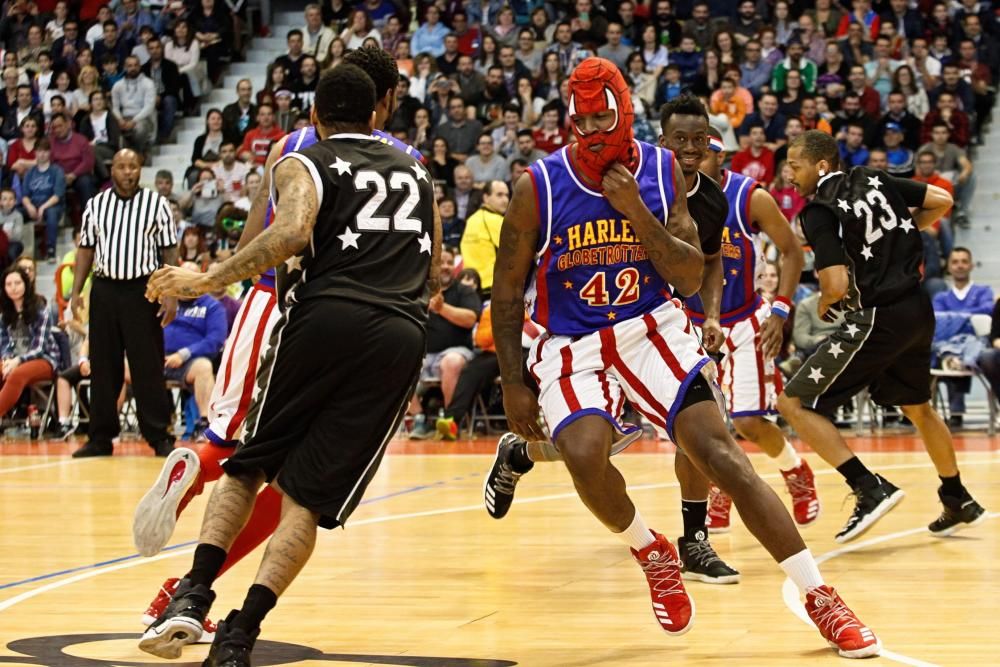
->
xmin=0 ymin=433 xmax=996 ymax=666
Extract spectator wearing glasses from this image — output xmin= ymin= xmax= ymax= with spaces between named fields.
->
xmin=48 ymin=112 xmax=97 ymax=207
xmin=436 ymin=95 xmax=483 ymax=161
xmin=52 ymin=19 xmax=85 ymax=72
xmin=301 ymin=4 xmax=335 ymax=64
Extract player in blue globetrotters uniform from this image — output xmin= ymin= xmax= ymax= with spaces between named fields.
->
xmin=485 ymin=57 xmax=880 ymax=658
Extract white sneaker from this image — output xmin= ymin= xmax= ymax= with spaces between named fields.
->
xmin=133 ymin=448 xmax=200 ymax=556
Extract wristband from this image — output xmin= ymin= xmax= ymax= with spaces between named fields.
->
xmin=770 ymin=297 xmax=791 ymax=320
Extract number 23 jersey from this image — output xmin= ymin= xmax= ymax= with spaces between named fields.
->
xmin=272 ymin=133 xmax=435 ymax=326
xmin=802 ymin=167 xmax=926 ymax=310
xmin=526 ymin=140 xmax=679 ymax=336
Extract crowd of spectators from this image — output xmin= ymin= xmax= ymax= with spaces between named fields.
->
xmin=1 ymin=0 xmax=999 ymax=436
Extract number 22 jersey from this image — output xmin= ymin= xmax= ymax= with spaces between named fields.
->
xmin=272 ymin=133 xmax=435 ymax=325
xmin=526 ymin=140 xmax=679 ymax=336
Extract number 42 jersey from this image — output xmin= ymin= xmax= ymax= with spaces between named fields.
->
xmin=526 ymin=140 xmax=679 ymax=336
xmin=272 ymin=133 xmax=436 ymax=326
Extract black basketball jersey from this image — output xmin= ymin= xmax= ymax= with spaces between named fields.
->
xmin=801 ymin=167 xmax=924 ymax=309
xmin=273 ymin=133 xmax=435 ymax=325
xmin=686 ymin=170 xmax=728 ymax=256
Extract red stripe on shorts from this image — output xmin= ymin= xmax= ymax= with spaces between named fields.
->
xmin=597 ymin=370 xmax=613 ymax=415
xmin=558 ymin=344 xmax=582 ymax=413
xmin=220 ymin=289 xmax=259 ymax=395
xmin=599 ymin=327 xmax=669 ymax=428
xmin=226 ymin=295 xmax=278 ymax=440
xmin=748 ymin=314 xmax=766 ymax=410
xmin=642 ymin=313 xmax=687 ymax=382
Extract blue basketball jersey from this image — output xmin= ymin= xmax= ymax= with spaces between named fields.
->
xmin=684 ymin=169 xmax=763 ymax=325
xmin=372 ymin=129 xmax=426 ymax=163
xmin=527 ymin=140 xmax=677 ymax=336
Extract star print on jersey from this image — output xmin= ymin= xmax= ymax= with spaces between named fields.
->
xmin=837 ymin=199 xmax=850 ymax=212
xmin=867 ymin=175 xmax=882 ymax=189
xmin=900 ymin=217 xmax=914 ymax=233
xmin=411 ymin=162 xmax=429 ymax=182
xmin=564 ymin=280 xmax=573 ymax=289
xmin=861 ymin=245 xmax=874 ymax=261
xmin=418 ymin=232 xmax=432 ymax=255
xmin=331 ymin=156 xmax=352 ymax=176
xmin=828 ymin=342 xmax=844 ymax=359
xmin=808 ymin=367 xmax=825 ymax=383
xmin=607 ymin=311 xmax=617 ymax=321
xmin=643 ymin=276 xmax=650 ymax=285
xmin=553 ymin=235 xmax=563 ymax=245
xmin=337 ymin=228 xmax=361 ymax=249
xmin=845 ymin=323 xmax=860 ymax=337
xmin=284 ymin=255 xmax=303 ymax=272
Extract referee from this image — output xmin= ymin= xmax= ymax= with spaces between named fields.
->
xmin=70 ymin=149 xmax=179 ymax=458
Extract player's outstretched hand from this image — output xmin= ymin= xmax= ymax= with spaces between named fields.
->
xmin=146 ymin=265 xmax=212 ymax=302
xmin=503 ymin=383 xmax=547 ymax=442
xmin=702 ymin=317 xmax=725 ymax=354
xmin=756 ymin=314 xmax=784 ymax=360
xmin=601 ymin=163 xmax=641 ymax=218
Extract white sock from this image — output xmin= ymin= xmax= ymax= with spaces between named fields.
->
xmin=774 ymin=440 xmax=802 ymax=472
xmin=616 ymin=509 xmax=657 ymax=551
xmin=779 ymin=549 xmax=825 ymax=594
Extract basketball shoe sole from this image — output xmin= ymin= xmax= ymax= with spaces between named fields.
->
xmin=834 ymin=487 xmax=906 ymax=544
xmin=138 ymin=615 xmax=205 ymax=659
xmin=133 ymin=447 xmax=200 ymax=557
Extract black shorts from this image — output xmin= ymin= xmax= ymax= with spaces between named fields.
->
xmin=223 ymin=298 xmax=425 ymax=529
xmin=784 ymin=289 xmax=933 ymax=416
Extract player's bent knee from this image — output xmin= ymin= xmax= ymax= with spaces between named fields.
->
xmin=732 ymin=415 xmax=766 ymax=440
xmin=899 ymin=401 xmax=935 ymax=421
xmin=698 ymin=438 xmax=756 ymax=493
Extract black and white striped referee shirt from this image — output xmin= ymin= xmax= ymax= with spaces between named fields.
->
xmin=80 ymin=187 xmax=177 ymax=280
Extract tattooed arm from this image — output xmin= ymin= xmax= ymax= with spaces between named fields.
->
xmin=234 ymin=137 xmax=287 ymax=253
xmin=602 ymin=159 xmax=704 ymax=296
xmin=494 ymin=173 xmax=546 ymax=442
xmin=146 ymin=158 xmax=318 ymax=301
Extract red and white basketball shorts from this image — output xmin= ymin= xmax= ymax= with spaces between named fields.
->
xmin=205 ymin=282 xmax=281 ymax=446
xmin=712 ymin=300 xmax=784 ymax=417
xmin=528 ymin=300 xmax=710 ymax=443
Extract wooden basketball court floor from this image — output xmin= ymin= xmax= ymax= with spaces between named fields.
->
xmin=0 ymin=433 xmax=997 ymax=667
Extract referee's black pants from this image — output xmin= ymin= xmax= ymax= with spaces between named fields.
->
xmin=88 ymin=276 xmax=174 ymax=448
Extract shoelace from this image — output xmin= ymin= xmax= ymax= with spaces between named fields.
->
xmin=708 ymin=487 xmax=730 ymax=517
xmin=493 ymin=463 xmax=523 ymax=495
xmin=686 ymin=539 xmax=724 ymax=568
xmin=784 ymin=471 xmax=815 ymax=503
xmin=640 ymin=551 xmax=687 ymax=600
xmin=810 ymin=591 xmax=861 ymax=640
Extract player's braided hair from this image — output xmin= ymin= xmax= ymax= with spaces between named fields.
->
xmin=315 ymin=64 xmax=375 ymax=127
xmin=659 ymin=93 xmax=709 ymax=131
xmin=343 ymin=45 xmax=399 ymax=100
xmin=790 ymin=130 xmax=841 ymax=170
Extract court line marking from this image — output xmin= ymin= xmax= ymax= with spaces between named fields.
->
xmin=781 ymin=512 xmax=1000 ymax=667
xmin=0 ymin=458 xmax=87 ymax=475
xmin=0 ymin=457 xmax=994 ymax=667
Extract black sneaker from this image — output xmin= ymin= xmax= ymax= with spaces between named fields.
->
xmin=928 ymin=490 xmax=987 ymax=537
xmin=192 ymin=417 xmax=210 ymax=443
xmin=835 ymin=475 xmax=905 ymax=544
xmin=203 ymin=610 xmax=259 ymax=667
xmin=53 ymin=422 xmax=76 ymax=440
xmin=483 ymin=432 xmax=533 ymax=519
xmin=677 ymin=535 xmax=741 ymax=584
xmin=152 ymin=439 xmax=176 ymax=457
xmin=71 ymin=440 xmax=113 ymax=458
xmin=138 ymin=578 xmax=216 ymax=659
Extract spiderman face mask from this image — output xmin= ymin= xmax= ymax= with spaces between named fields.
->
xmin=568 ymin=57 xmax=637 ymax=185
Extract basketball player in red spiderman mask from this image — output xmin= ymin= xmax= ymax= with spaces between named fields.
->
xmin=486 ymin=58 xmax=881 ymax=658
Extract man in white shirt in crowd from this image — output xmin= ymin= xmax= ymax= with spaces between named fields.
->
xmin=212 ymin=142 xmax=249 ymax=203
xmin=301 ymin=3 xmax=334 ymax=64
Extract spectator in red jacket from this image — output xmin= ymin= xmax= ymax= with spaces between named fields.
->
xmin=730 ymin=123 xmax=775 ymax=185
xmin=238 ymin=103 xmax=284 ymax=165
xmin=531 ymin=103 xmax=568 ymax=155
xmin=47 ymin=113 xmax=97 ymax=205
xmin=920 ymin=91 xmax=970 ymax=147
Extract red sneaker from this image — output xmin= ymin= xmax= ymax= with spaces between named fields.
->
xmin=706 ymin=485 xmax=732 ymax=534
xmin=140 ymin=577 xmax=217 ymax=644
xmin=133 ymin=448 xmax=200 ymax=556
xmin=805 ymin=586 xmax=881 ymax=658
xmin=781 ymin=460 xmax=820 ymax=526
xmin=631 ymin=532 xmax=695 ymax=636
